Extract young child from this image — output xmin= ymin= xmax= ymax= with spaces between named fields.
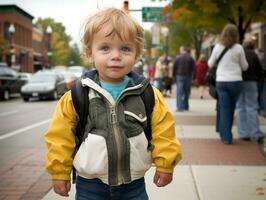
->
xmin=45 ymin=8 xmax=181 ymax=199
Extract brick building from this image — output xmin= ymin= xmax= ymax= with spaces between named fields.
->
xmin=0 ymin=5 xmax=48 ymax=72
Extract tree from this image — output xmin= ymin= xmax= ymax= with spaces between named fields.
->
xmin=34 ymin=18 xmax=72 ymax=66
xmin=51 ymin=32 xmax=71 ymax=65
xmin=172 ymin=0 xmax=266 ymax=44
xmin=162 ymin=3 xmax=210 ymax=58
xmin=69 ymin=43 xmax=84 ymax=66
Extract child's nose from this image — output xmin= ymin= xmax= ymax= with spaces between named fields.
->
xmin=111 ymin=50 xmax=121 ymax=61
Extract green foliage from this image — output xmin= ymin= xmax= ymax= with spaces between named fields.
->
xmin=69 ymin=43 xmax=84 ymax=66
xmin=51 ymin=32 xmax=71 ymax=65
xmin=34 ymin=18 xmax=72 ymax=66
xmin=172 ymin=0 xmax=266 ymax=43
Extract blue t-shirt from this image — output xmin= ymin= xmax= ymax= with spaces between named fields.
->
xmin=100 ymin=76 xmax=130 ymax=100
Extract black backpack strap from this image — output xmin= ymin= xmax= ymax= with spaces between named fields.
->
xmin=70 ymin=79 xmax=89 ymax=183
xmin=140 ymin=83 xmax=155 ymax=147
xmin=71 ymin=79 xmax=89 ymax=146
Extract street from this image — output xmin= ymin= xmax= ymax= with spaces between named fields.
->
xmin=0 ymin=98 xmax=56 ymax=165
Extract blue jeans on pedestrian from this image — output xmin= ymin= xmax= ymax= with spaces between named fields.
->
xmin=236 ymin=81 xmax=263 ymax=139
xmin=175 ymin=75 xmax=191 ymax=111
xmin=76 ymin=176 xmax=149 ymax=200
xmin=216 ymin=81 xmax=243 ymax=143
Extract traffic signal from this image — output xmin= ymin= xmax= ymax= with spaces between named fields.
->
xmin=123 ymin=1 xmax=129 ymax=13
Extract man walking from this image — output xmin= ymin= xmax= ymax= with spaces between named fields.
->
xmin=173 ymin=46 xmax=196 ymax=111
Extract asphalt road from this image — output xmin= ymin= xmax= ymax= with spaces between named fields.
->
xmin=0 ymin=97 xmax=57 ymax=165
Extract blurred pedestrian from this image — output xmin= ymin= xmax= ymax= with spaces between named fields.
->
xmin=195 ymin=54 xmax=208 ymax=99
xmin=162 ymin=57 xmax=173 ymax=97
xmin=236 ymin=39 xmax=265 ymax=145
xmin=257 ymin=49 xmax=266 ymax=118
xmin=173 ymin=46 xmax=196 ymax=111
xmin=44 ymin=8 xmax=181 ymax=199
xmin=154 ymin=55 xmax=167 ymax=91
xmin=208 ymin=24 xmax=248 ymax=144
xmin=148 ymin=64 xmax=155 ymax=83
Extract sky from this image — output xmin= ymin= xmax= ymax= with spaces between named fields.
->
xmin=1 ymin=0 xmax=169 ymax=46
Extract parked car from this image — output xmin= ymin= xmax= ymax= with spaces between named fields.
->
xmin=19 ymin=72 xmax=32 ymax=82
xmin=20 ymin=70 xmax=66 ymax=101
xmin=67 ymin=66 xmax=87 ymax=78
xmin=0 ymin=63 xmax=27 ymax=100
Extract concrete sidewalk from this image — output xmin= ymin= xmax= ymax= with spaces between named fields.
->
xmin=42 ymin=88 xmax=266 ymax=200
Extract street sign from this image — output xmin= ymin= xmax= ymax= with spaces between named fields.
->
xmin=142 ymin=7 xmax=163 ymax=22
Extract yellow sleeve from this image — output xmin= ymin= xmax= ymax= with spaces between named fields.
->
xmin=151 ymin=87 xmax=182 ymax=173
xmin=44 ymin=91 xmax=77 ymax=180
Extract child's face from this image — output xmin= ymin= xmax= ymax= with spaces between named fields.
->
xmin=88 ymin=25 xmax=137 ymax=84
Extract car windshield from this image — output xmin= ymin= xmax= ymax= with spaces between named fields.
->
xmin=29 ymin=74 xmax=56 ymax=83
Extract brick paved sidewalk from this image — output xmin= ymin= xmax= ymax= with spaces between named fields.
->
xmin=0 ymin=144 xmax=51 ymax=200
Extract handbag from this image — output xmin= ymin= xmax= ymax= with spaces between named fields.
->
xmin=206 ymin=47 xmax=229 ymax=99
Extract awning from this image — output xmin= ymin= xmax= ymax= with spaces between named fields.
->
xmin=33 ymin=54 xmax=46 ymax=65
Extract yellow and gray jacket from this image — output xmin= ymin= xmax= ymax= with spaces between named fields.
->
xmin=45 ymin=71 xmax=182 ymax=186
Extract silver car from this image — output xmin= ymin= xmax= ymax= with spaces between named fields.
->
xmin=21 ymin=70 xmax=66 ymax=101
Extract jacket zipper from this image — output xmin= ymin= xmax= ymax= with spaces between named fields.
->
xmin=110 ymin=105 xmax=123 ymax=184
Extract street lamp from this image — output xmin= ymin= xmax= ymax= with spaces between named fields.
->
xmin=8 ymin=23 xmax=15 ymax=68
xmin=46 ymin=25 xmax=52 ymax=68
xmin=161 ymin=27 xmax=169 ymax=60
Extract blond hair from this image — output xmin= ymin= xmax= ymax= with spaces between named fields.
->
xmin=81 ymin=8 xmax=144 ymax=59
xmin=219 ymin=24 xmax=239 ymax=47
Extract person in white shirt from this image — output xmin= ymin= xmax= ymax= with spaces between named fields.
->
xmin=208 ymin=24 xmax=248 ymax=144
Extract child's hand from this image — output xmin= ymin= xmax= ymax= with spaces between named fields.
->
xmin=153 ymin=170 xmax=173 ymax=187
xmin=52 ymin=180 xmax=71 ymax=197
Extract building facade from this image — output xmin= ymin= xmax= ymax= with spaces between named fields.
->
xmin=0 ymin=5 xmax=49 ymax=72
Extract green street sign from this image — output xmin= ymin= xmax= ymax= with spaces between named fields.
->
xmin=142 ymin=7 xmax=163 ymax=22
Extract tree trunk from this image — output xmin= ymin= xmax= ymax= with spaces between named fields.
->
xmin=238 ymin=6 xmax=245 ymax=44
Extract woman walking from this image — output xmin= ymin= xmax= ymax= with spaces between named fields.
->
xmin=208 ymin=24 xmax=248 ymax=144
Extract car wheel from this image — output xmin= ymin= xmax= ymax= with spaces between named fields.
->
xmin=53 ymin=90 xmax=58 ymax=100
xmin=4 ymin=90 xmax=10 ymax=100
xmin=23 ymin=98 xmax=29 ymax=102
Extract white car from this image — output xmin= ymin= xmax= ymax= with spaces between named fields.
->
xmin=67 ymin=66 xmax=87 ymax=78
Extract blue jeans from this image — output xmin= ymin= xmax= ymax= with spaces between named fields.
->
xmin=236 ymin=81 xmax=263 ymax=139
xmin=175 ymin=75 xmax=191 ymax=110
xmin=216 ymin=81 xmax=243 ymax=143
xmin=76 ymin=177 xmax=149 ymax=200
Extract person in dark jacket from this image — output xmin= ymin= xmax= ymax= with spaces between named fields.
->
xmin=173 ymin=46 xmax=196 ymax=111
xmin=236 ymin=39 xmax=265 ymax=146
xmin=258 ymin=49 xmax=266 ymax=118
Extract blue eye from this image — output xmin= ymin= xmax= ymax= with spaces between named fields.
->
xmin=121 ymin=47 xmax=130 ymax=52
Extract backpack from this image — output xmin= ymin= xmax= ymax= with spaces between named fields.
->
xmin=70 ymin=77 xmax=155 ymax=183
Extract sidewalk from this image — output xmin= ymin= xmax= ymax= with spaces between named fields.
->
xmin=42 ymin=87 xmax=266 ymax=200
